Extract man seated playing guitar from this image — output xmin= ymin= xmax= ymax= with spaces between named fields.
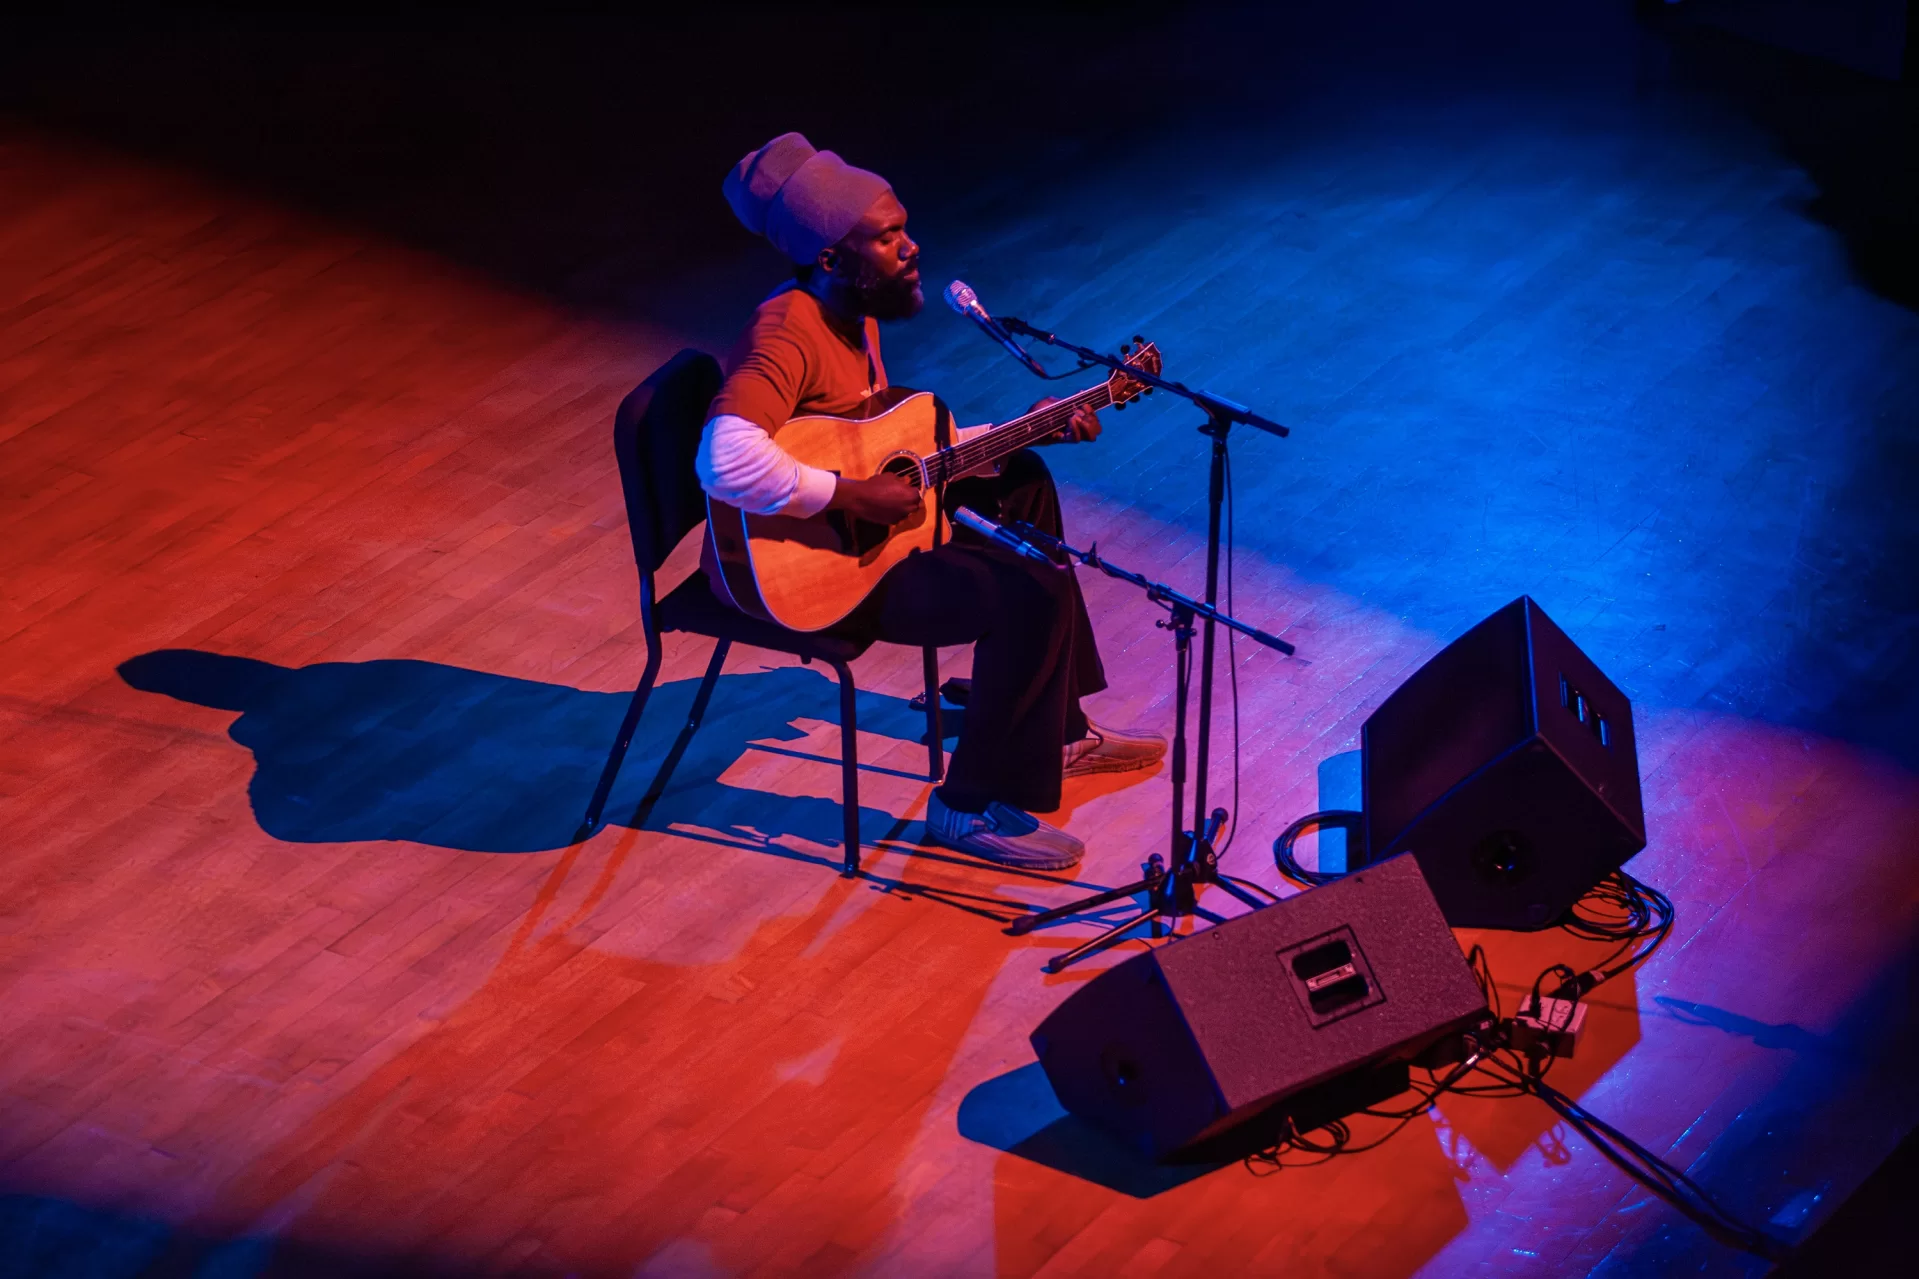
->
xmin=697 ymin=132 xmax=1163 ymax=870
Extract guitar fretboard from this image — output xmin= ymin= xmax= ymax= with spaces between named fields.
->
xmin=926 ymin=384 xmax=1112 ymax=487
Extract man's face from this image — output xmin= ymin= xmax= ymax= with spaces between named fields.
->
xmin=824 ymin=191 xmax=922 ymax=321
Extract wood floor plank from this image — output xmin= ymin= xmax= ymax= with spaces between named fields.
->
xmin=2 ymin=16 xmax=1916 ymax=1273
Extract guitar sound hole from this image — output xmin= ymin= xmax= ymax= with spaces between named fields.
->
xmin=878 ymin=455 xmax=926 ymax=488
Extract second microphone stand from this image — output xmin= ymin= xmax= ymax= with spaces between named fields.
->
xmin=1003 ymin=526 xmax=1294 ymax=973
xmin=993 ymin=315 xmax=1296 ymax=970
xmin=998 ymin=316 xmax=1291 ymax=880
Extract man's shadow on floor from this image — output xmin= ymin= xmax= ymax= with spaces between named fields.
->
xmin=120 ymin=649 xmax=944 ymax=856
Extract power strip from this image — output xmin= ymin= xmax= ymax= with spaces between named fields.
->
xmin=1505 ymin=998 xmax=1588 ymax=1059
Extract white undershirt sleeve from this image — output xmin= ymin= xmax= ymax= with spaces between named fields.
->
xmin=696 ymin=415 xmax=999 ymax=518
xmin=696 ymin=414 xmax=839 ymax=518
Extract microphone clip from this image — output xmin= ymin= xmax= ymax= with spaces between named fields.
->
xmin=945 ymin=279 xmax=1051 ymax=379
xmin=951 ymin=507 xmax=1062 ymax=567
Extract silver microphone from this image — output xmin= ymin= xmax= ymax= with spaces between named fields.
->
xmin=944 ymin=280 xmax=1049 ymax=378
xmin=951 ymin=506 xmax=1059 ymax=566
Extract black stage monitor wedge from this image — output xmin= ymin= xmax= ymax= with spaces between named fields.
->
xmin=1030 ymin=855 xmax=1489 ymax=1164
xmin=1361 ymin=595 xmax=1646 ymax=930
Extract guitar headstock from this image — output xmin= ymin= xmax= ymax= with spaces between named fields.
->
xmin=1107 ymin=337 xmax=1162 ymax=409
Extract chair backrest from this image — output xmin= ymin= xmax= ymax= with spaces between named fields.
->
xmin=613 ymin=349 xmax=725 ymax=577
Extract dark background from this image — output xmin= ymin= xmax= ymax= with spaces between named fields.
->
xmin=7 ymin=3 xmax=1910 ymax=327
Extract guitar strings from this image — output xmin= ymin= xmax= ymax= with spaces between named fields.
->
xmin=930 ymin=389 xmax=1103 ymax=483
xmin=927 ymin=385 xmax=1110 ymax=486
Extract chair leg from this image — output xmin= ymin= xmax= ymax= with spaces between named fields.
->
xmin=630 ymin=640 xmax=731 ymax=831
xmin=831 ymin=659 xmax=862 ymax=878
xmin=576 ymin=632 xmax=666 ymax=841
xmin=921 ymin=645 xmax=944 ymax=782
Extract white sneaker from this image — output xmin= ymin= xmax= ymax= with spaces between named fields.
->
xmin=1063 ymin=719 xmax=1167 ymax=779
xmin=926 ymin=790 xmax=1085 ymax=870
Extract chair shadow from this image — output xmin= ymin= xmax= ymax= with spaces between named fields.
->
xmin=118 ymin=648 xmax=946 ymax=856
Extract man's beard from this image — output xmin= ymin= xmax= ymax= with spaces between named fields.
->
xmin=842 ymin=258 xmax=924 ymax=321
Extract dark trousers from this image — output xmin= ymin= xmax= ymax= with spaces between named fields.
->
xmin=840 ymin=449 xmax=1107 ymax=813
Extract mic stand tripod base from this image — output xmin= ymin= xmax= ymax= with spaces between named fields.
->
xmin=979 ymin=322 xmax=1297 ymax=974
xmin=1010 ymin=827 xmax=1269 ymax=974
xmin=998 ymin=570 xmax=1285 ymax=973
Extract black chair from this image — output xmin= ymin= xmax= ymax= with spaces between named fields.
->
xmin=575 ymin=349 xmax=944 ymax=875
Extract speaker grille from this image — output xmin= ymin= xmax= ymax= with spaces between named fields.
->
xmin=1363 ymin=600 xmax=1534 ymax=850
xmin=1361 ymin=596 xmax=1647 ymax=929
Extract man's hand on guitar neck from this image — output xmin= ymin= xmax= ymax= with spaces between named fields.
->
xmin=1030 ymin=397 xmax=1103 ymax=444
xmin=829 ymin=472 xmax=922 ymax=525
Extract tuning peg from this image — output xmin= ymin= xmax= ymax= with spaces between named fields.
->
xmin=1119 ymin=343 xmax=1132 ymax=356
xmin=1115 ymin=401 xmax=1126 ymax=411
xmin=1133 ymin=334 xmax=1145 ymax=346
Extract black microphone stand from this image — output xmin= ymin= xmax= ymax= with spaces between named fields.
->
xmin=1002 ymin=526 xmax=1294 ymax=972
xmin=996 ymin=317 xmax=1295 ymax=970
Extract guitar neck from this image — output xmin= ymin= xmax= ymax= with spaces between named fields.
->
xmin=928 ymin=384 xmax=1112 ymax=486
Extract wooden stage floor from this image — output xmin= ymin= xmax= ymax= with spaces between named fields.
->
xmin=3 ymin=8 xmax=1916 ymax=1277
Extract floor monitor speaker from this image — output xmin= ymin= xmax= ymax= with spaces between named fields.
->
xmin=1361 ymin=595 xmax=1646 ymax=929
xmin=1030 ymin=855 xmax=1488 ymax=1163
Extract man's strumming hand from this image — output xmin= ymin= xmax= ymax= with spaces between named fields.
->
xmin=829 ymin=472 xmax=921 ymax=525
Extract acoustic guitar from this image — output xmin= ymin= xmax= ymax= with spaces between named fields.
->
xmin=707 ymin=341 xmax=1161 ymax=631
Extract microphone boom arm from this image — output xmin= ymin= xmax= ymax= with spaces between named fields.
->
xmin=1006 ymin=522 xmax=1294 ymax=654
xmin=997 ymin=316 xmax=1290 ymax=436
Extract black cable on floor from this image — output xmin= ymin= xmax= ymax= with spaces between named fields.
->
xmin=1217 ymin=442 xmax=1242 ymax=862
xmin=1238 ymin=922 xmax=1787 ymax=1263
xmin=1472 ymin=1053 xmax=1787 ymax=1260
xmin=1271 ymin=809 xmax=1364 ymax=887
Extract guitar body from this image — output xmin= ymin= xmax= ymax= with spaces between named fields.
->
xmin=704 ymin=343 xmax=1157 ymax=633
xmin=707 ymin=388 xmax=949 ymax=632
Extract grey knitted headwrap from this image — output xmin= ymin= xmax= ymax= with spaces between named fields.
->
xmin=723 ymin=132 xmax=893 ymax=265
